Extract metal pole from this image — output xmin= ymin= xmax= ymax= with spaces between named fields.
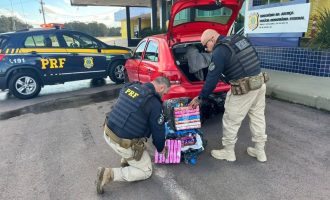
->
xmin=40 ymin=0 xmax=46 ymax=24
xmin=151 ymin=0 xmax=157 ymax=30
xmin=126 ymin=6 xmax=131 ymax=46
xmin=10 ymin=0 xmax=16 ymax=31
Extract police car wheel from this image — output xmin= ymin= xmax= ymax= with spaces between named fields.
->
xmin=109 ymin=60 xmax=125 ymax=84
xmin=9 ymin=72 xmax=41 ymax=99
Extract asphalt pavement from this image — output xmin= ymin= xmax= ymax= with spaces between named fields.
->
xmin=0 ymin=78 xmax=122 ymax=120
xmin=0 ymin=98 xmax=329 ymax=200
xmin=0 ymin=69 xmax=329 ymax=199
xmin=1 ymin=69 xmax=329 ymax=117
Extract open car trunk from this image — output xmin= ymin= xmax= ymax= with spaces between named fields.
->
xmin=172 ymin=42 xmax=210 ymax=82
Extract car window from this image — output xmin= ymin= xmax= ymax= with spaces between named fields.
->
xmin=174 ymin=6 xmax=232 ymax=26
xmin=0 ymin=36 xmax=8 ymax=49
xmin=134 ymin=41 xmax=147 ymax=59
xmin=63 ymin=33 xmax=99 ymax=48
xmin=24 ymin=34 xmax=60 ymax=48
xmin=144 ymin=41 xmax=159 ymax=62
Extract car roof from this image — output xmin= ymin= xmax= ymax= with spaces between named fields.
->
xmin=0 ymin=28 xmax=131 ymax=51
xmin=0 ymin=28 xmax=76 ymax=37
xmin=149 ymin=34 xmax=167 ymax=39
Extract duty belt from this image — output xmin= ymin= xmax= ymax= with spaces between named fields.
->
xmin=230 ymin=72 xmax=269 ymax=95
xmin=104 ymin=124 xmax=138 ymax=149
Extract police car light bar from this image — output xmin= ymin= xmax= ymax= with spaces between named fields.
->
xmin=40 ymin=23 xmax=64 ymax=29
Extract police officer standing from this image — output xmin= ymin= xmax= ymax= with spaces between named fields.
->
xmin=96 ymin=76 xmax=171 ymax=194
xmin=189 ymin=29 xmax=269 ymax=163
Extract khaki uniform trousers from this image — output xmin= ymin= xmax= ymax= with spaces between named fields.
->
xmin=103 ymin=132 xmax=152 ymax=182
xmin=222 ymin=83 xmax=267 ymax=146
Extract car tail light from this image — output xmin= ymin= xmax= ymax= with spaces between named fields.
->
xmin=0 ymin=54 xmax=5 ymax=61
xmin=166 ymin=74 xmax=181 ymax=85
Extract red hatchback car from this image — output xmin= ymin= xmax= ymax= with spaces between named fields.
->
xmin=125 ymin=0 xmax=244 ymax=104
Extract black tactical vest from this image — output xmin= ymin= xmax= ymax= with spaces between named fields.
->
xmin=107 ymin=82 xmax=154 ymax=138
xmin=213 ymin=34 xmax=261 ymax=80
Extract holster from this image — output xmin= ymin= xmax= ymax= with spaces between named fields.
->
xmin=230 ymin=72 xmax=269 ymax=95
xmin=104 ymin=123 xmax=147 ymax=161
xmin=262 ymin=72 xmax=270 ymax=83
xmin=131 ymin=138 xmax=147 ymax=161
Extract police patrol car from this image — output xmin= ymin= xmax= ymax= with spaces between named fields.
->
xmin=0 ymin=26 xmax=131 ymax=99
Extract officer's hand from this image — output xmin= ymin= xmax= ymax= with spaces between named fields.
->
xmin=189 ymin=96 xmax=200 ymax=109
xmin=161 ymin=146 xmax=168 ymax=157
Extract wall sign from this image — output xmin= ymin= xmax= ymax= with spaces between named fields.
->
xmin=245 ymin=3 xmax=311 ymax=34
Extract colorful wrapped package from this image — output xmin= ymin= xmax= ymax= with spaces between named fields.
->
xmin=156 ymin=97 xmax=205 ymax=165
xmin=154 ymin=139 xmax=182 ymax=164
xmin=174 ymin=106 xmax=201 ymax=130
xmin=162 ymin=97 xmax=191 ymax=130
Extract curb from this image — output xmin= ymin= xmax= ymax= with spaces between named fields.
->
xmin=0 ymin=86 xmax=122 ymax=120
xmin=266 ymin=85 xmax=330 ymax=112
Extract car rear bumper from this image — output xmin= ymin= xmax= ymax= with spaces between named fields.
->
xmin=163 ymin=82 xmax=230 ymax=101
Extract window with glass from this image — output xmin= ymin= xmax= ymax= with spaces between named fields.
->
xmin=0 ymin=36 xmax=8 ymax=49
xmin=63 ymin=33 xmax=99 ymax=48
xmin=174 ymin=6 xmax=233 ymax=26
xmin=253 ymin=0 xmax=292 ymax=6
xmin=174 ymin=9 xmax=188 ymax=24
xmin=144 ymin=41 xmax=158 ymax=62
xmin=24 ymin=34 xmax=60 ymax=48
xmin=134 ymin=41 xmax=147 ymax=59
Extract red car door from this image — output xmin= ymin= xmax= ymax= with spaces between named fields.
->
xmin=125 ymin=40 xmax=147 ymax=82
xmin=138 ymin=40 xmax=161 ymax=83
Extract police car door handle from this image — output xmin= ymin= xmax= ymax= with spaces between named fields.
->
xmin=70 ymin=52 xmax=79 ymax=56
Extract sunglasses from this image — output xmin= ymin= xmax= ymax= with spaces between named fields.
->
xmin=203 ymin=38 xmax=213 ymax=49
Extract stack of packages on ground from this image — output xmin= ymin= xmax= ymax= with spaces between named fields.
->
xmin=155 ymin=97 xmax=205 ymax=165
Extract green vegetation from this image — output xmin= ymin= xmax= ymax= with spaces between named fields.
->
xmin=0 ymin=15 xmax=32 ymax=33
xmin=313 ymin=9 xmax=330 ymax=49
xmin=234 ymin=13 xmax=245 ymax=33
xmin=0 ymin=16 xmax=120 ymax=37
xmin=64 ymin=22 xmax=121 ymax=37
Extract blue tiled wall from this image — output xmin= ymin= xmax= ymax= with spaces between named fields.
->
xmin=255 ymin=47 xmax=330 ymax=77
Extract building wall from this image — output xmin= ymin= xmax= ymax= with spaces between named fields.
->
xmin=256 ymin=46 xmax=330 ymax=77
xmin=306 ymin=0 xmax=330 ymax=38
xmin=120 ymin=18 xmax=152 ymax=38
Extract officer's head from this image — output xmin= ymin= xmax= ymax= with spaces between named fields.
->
xmin=152 ymin=76 xmax=171 ymax=98
xmin=201 ymin=29 xmax=220 ymax=52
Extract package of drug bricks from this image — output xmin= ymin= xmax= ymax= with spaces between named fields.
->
xmin=154 ymin=98 xmax=204 ymax=164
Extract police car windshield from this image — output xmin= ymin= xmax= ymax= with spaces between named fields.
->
xmin=173 ymin=5 xmax=232 ymax=26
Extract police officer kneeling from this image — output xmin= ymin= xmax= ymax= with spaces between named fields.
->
xmin=96 ymin=76 xmax=170 ymax=194
xmin=190 ymin=29 xmax=269 ymax=163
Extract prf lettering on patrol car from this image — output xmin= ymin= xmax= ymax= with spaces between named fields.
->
xmin=125 ymin=88 xmax=140 ymax=98
xmin=40 ymin=58 xmax=66 ymax=70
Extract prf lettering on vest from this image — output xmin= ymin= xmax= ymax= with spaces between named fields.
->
xmin=40 ymin=58 xmax=66 ymax=70
xmin=125 ymin=88 xmax=140 ymax=98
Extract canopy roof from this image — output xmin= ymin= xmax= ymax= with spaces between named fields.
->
xmin=70 ymin=0 xmax=151 ymax=7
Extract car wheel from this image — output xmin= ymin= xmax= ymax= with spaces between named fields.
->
xmin=109 ymin=60 xmax=126 ymax=84
xmin=216 ymin=92 xmax=226 ymax=113
xmin=200 ymin=92 xmax=226 ymax=123
xmin=91 ymin=78 xmax=106 ymax=87
xmin=9 ymin=72 xmax=41 ymax=99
